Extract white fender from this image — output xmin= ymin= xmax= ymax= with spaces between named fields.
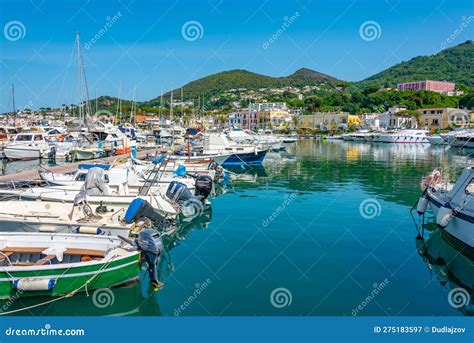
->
xmin=436 ymin=204 xmax=453 ymax=228
xmin=13 ymin=278 xmax=56 ymax=291
xmin=416 ymin=195 xmax=429 ymax=214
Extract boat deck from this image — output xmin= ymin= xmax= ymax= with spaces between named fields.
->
xmin=0 ymin=148 xmax=156 ymax=183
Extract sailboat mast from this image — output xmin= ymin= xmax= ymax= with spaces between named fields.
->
xmin=76 ymin=32 xmax=83 ymax=125
xmin=76 ymin=32 xmax=91 ymax=127
xmin=11 ymin=84 xmax=16 ymax=126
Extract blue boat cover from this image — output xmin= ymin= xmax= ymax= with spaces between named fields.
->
xmin=124 ymin=198 xmax=145 ymax=223
xmin=78 ymin=163 xmax=111 ymax=171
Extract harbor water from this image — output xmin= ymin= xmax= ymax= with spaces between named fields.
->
xmin=2 ymin=139 xmax=472 ymax=316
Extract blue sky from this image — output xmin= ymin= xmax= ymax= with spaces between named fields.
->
xmin=0 ymin=0 xmax=473 ymax=110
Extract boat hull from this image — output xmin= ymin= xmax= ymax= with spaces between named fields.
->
xmin=3 ymin=147 xmax=43 ymax=161
xmin=221 ymin=150 xmax=267 ymax=166
xmin=0 ymin=253 xmax=140 ymax=299
xmin=426 ymin=194 xmax=474 ymax=249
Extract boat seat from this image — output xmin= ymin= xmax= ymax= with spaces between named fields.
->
xmin=36 ymin=255 xmax=56 ymax=265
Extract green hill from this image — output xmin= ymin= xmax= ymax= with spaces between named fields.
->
xmin=359 ymin=40 xmax=474 ymax=88
xmin=146 ymin=68 xmax=340 ymax=103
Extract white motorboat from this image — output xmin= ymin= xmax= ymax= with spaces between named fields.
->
xmin=0 ymin=200 xmax=135 ymax=236
xmin=201 ymin=133 xmax=268 ymax=165
xmin=3 ymin=132 xmax=51 ymax=161
xmin=377 ymin=129 xmax=429 ymax=143
xmin=417 ymin=167 xmax=474 ymax=249
xmin=450 ymin=131 xmax=474 ymax=148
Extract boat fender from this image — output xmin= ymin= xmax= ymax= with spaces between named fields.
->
xmin=74 ymin=226 xmax=104 ymax=235
xmin=38 ymin=226 xmax=60 ymax=233
xmin=173 ymin=164 xmax=187 ymax=177
xmin=416 ymin=195 xmax=429 ymax=215
xmin=436 ymin=203 xmax=453 ymax=228
xmin=13 ymin=278 xmax=56 ymax=291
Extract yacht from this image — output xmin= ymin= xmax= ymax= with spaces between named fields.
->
xmin=3 ymin=132 xmax=51 ymax=161
xmin=377 ymin=129 xmax=429 ymax=143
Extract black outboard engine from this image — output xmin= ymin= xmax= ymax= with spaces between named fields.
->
xmin=166 ymin=181 xmax=200 ymax=204
xmin=124 ymin=198 xmax=169 ymax=229
xmin=195 ymin=175 xmax=213 ymax=198
xmin=136 ymin=229 xmax=165 ymax=285
xmin=48 ymin=146 xmax=57 ymax=160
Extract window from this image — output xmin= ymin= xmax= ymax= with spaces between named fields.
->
xmin=465 ymin=180 xmax=474 ymax=195
xmin=432 ymin=119 xmax=439 ymax=125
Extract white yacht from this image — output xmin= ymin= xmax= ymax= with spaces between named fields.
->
xmin=377 ymin=129 xmax=429 ymax=143
xmin=3 ymin=132 xmax=51 ymax=161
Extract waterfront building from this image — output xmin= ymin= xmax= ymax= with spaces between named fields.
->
xmin=298 ymin=112 xmax=360 ymax=131
xmin=416 ymin=107 xmax=473 ymax=130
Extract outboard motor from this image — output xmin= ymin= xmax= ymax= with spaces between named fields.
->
xmin=208 ymin=161 xmax=219 ymax=170
xmin=166 ymin=181 xmax=198 ymax=204
xmin=136 ymin=229 xmax=165 ymax=286
xmin=124 ymin=198 xmax=169 ymax=229
xmin=166 ymin=181 xmax=207 ymax=219
xmin=48 ymin=146 xmax=57 ymax=160
xmin=195 ymin=175 xmax=213 ymax=198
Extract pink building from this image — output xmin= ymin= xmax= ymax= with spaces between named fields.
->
xmin=397 ymin=80 xmax=455 ymax=93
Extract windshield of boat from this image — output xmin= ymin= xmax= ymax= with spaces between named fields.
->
xmin=15 ymin=134 xmax=33 ymax=141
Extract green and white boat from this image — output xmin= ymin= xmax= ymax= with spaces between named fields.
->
xmin=0 ymin=232 xmax=140 ymax=300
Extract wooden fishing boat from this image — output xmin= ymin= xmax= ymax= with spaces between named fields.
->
xmin=0 ymin=200 xmax=135 ymax=236
xmin=0 ymin=232 xmax=140 ymax=299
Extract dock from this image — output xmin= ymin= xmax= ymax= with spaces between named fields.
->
xmin=0 ymin=148 xmax=156 ymax=182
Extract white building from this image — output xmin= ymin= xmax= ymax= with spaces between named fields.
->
xmin=249 ymin=102 xmax=288 ymax=111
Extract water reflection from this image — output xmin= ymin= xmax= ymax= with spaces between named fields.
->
xmin=416 ymin=230 xmax=474 ymax=316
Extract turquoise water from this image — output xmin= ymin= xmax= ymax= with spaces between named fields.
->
xmin=2 ymin=140 xmax=473 ymax=316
